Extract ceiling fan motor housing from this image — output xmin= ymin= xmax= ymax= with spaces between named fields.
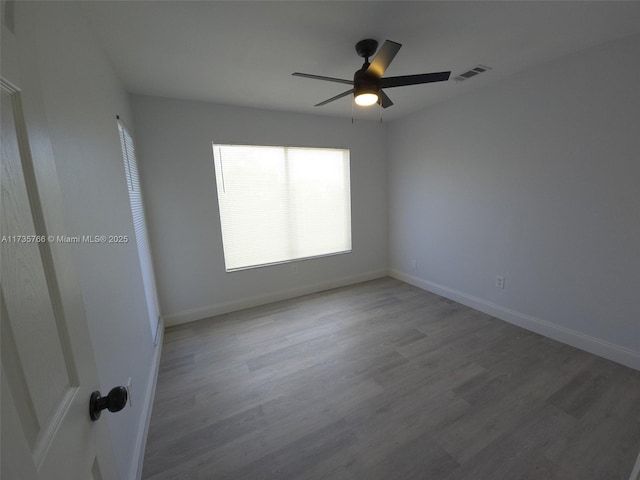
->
xmin=354 ymin=67 xmax=380 ymax=97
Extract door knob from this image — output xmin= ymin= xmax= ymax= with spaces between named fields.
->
xmin=89 ymin=386 xmax=128 ymax=421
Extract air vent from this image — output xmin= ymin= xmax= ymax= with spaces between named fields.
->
xmin=454 ymin=65 xmax=492 ymax=82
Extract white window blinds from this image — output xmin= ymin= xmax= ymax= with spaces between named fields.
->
xmin=118 ymin=120 xmax=160 ymax=342
xmin=212 ymin=144 xmax=352 ymax=271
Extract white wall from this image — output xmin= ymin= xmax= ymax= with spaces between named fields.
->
xmin=388 ymin=34 xmax=640 ymax=369
xmin=131 ymin=96 xmax=388 ymax=324
xmin=14 ymin=2 xmax=160 ymax=478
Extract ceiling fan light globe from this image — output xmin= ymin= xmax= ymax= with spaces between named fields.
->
xmin=355 ymin=93 xmax=379 ymax=106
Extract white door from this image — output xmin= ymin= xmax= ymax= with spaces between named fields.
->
xmin=1 ymin=26 xmax=120 ymax=480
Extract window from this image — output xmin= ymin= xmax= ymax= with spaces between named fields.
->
xmin=212 ymin=144 xmax=352 ymax=271
xmin=118 ymin=119 xmax=160 ymax=342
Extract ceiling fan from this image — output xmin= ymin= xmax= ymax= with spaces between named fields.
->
xmin=293 ymin=39 xmax=451 ymax=108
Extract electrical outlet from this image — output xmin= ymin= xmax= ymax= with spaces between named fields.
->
xmin=126 ymin=377 xmax=133 ymax=407
xmin=411 ymin=259 xmax=418 ymax=270
xmin=496 ymin=275 xmax=505 ymax=289
xmin=292 ymin=264 xmax=298 ymax=274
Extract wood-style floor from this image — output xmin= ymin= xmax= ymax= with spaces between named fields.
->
xmin=142 ymin=277 xmax=640 ymax=480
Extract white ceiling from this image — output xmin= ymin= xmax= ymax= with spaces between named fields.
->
xmin=83 ymin=1 xmax=640 ymax=121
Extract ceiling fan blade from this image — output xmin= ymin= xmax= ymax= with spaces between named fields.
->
xmin=379 ymin=90 xmax=393 ymax=108
xmin=314 ymin=89 xmax=355 ymax=107
xmin=366 ymin=40 xmax=402 ymax=77
xmin=292 ymin=72 xmax=354 ymax=85
xmin=381 ymin=71 xmax=451 ymax=88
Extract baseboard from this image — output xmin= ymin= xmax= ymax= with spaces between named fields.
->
xmin=389 ymin=269 xmax=640 ymax=371
xmin=162 ymin=269 xmax=389 ymax=327
xmin=131 ymin=317 xmax=164 ymax=480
